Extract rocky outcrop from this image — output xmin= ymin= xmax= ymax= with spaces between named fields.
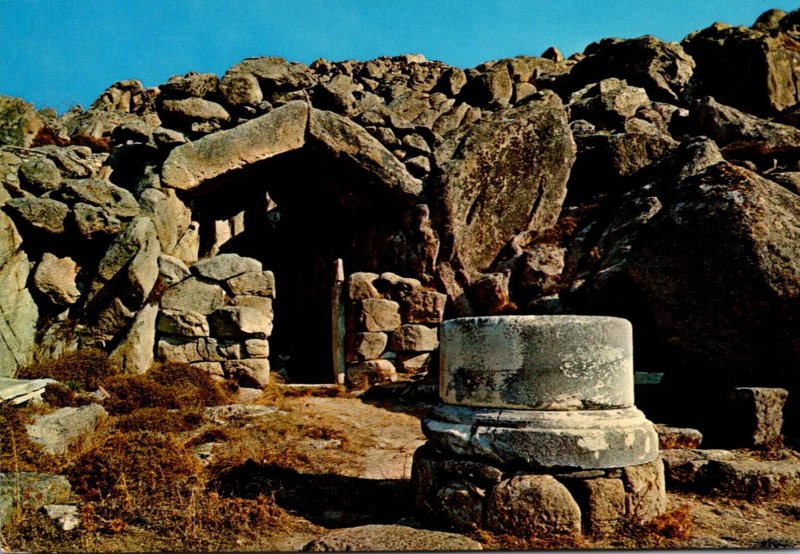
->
xmin=1 ymin=8 xmax=800 ymax=424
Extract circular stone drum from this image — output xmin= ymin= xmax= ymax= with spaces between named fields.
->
xmin=439 ymin=315 xmax=634 ymax=410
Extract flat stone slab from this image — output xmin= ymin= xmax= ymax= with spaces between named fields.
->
xmin=439 ymin=315 xmax=633 ymax=410
xmin=423 ymin=405 xmax=658 ymax=469
xmin=0 ymin=377 xmax=57 ymax=405
xmin=26 ymin=404 xmax=108 ymax=455
xmin=704 ymin=459 xmax=800 ymax=499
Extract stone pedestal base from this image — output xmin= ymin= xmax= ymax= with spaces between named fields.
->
xmin=411 ymin=443 xmax=666 ymax=537
xmin=423 ymin=405 xmax=659 ymax=469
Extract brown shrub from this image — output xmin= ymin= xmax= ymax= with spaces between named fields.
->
xmin=114 ymin=407 xmax=203 ymax=433
xmin=648 ymin=504 xmax=693 ymax=540
xmin=102 ymin=375 xmax=175 ymax=415
xmin=17 ymin=348 xmax=116 ymax=391
xmin=68 ymin=431 xmax=200 ymax=499
xmin=147 ymin=362 xmax=232 ymax=408
xmin=31 ymin=126 xmax=70 ymax=147
xmin=101 ymin=363 xmax=232 ymax=415
xmin=70 ymin=134 xmax=111 ymax=152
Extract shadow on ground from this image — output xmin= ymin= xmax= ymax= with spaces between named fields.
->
xmin=213 ymin=459 xmax=415 ymax=527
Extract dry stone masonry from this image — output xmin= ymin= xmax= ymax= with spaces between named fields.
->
xmin=345 ymin=271 xmax=446 ymax=388
xmin=413 ymin=315 xmax=665 ymax=536
xmin=0 ymin=7 xmax=798 ymax=441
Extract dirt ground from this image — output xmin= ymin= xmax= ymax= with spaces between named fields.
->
xmin=5 ymin=389 xmax=800 ymax=551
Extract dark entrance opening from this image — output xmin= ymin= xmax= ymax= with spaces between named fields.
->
xmin=188 ymin=147 xmax=411 ymax=383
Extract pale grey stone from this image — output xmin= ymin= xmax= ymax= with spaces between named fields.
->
xmin=209 ymin=306 xmax=273 ymax=338
xmin=486 ymin=474 xmax=581 ymax=536
xmin=5 ymin=197 xmax=69 ymax=235
xmin=423 ymin=405 xmax=659 ymax=470
xmin=660 ymin=448 xmax=735 ymax=490
xmin=26 ymin=404 xmax=108 ymax=455
xmin=157 ymin=308 xmax=210 ymax=337
xmin=203 ymin=403 xmax=278 ymax=425
xmin=0 ymin=473 xmax=72 ymax=530
xmin=230 ymin=295 xmax=273 ymax=317
xmin=108 ymin=302 xmax=158 ymax=374
xmin=158 ymin=337 xmax=242 ymax=364
xmin=42 ymin=504 xmax=80 ymax=531
xmin=244 ymin=338 xmax=269 ymax=358
xmin=59 ymin=178 xmax=139 ymax=219
xmin=71 ymin=203 xmax=122 ymax=240
xmin=161 ymin=101 xmax=308 ymax=191
xmin=139 ymin=187 xmax=192 ymax=255
xmin=0 ymin=377 xmax=56 ymax=405
xmin=439 ymin=315 xmax=633 ymax=410
xmin=226 ymin=270 xmax=275 ymax=297
xmin=160 ymin=277 xmax=226 ymax=315
xmin=396 ymin=352 xmax=431 ymax=374
xmin=703 ymin=459 xmax=800 ymax=499
xmin=193 ymin=253 xmax=262 ymax=281
xmin=158 ymin=254 xmax=191 ymax=285
xmin=191 ymin=361 xmax=224 ymax=376
xmin=728 ymin=387 xmax=788 ymax=448
xmin=573 ymin=477 xmax=626 ymax=535
xmin=18 ymin=157 xmax=61 ymax=194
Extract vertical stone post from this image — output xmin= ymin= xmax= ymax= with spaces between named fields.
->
xmin=331 ymin=258 xmax=346 ymax=385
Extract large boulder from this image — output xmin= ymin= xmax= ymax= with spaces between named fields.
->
xmin=623 ymin=163 xmax=800 ymax=385
xmin=562 ymin=36 xmax=695 ymax=103
xmin=0 ymin=212 xmax=38 ymax=376
xmin=683 ymin=12 xmax=800 ymax=116
xmin=431 ymin=90 xmax=575 ymax=282
xmin=161 ymin=100 xmax=309 ymax=191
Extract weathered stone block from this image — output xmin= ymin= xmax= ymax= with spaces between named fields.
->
xmin=209 ymin=306 xmax=273 ymax=339
xmin=357 ymin=298 xmax=401 ymax=332
xmin=346 ymin=359 xmax=397 ymax=389
xmin=400 ymin=290 xmax=446 ymax=323
xmin=434 ymin=481 xmax=484 ymax=530
xmin=347 ymin=272 xmax=380 ymax=301
xmin=244 ymin=338 xmax=269 ymax=358
xmin=231 ymin=295 xmax=273 ymax=317
xmin=158 ymin=254 xmax=191 ymax=285
xmin=193 ymin=253 xmax=262 ymax=282
xmin=573 ymin=477 xmax=626 ymax=535
xmin=728 ymin=387 xmax=788 ymax=449
xmin=703 ymin=459 xmax=800 ymax=499
xmin=26 ymin=404 xmax=108 ymax=455
xmin=621 ymin=459 xmax=666 ymax=524
xmin=389 ymin=324 xmax=439 ymax=352
xmin=160 ymin=277 xmax=226 ymax=315
xmin=656 ymin=425 xmax=703 ymax=449
xmin=226 ymin=270 xmax=276 ymax=298
xmin=660 ymin=448 xmax=735 ymax=490
xmin=486 ymin=474 xmax=581 ymax=536
xmin=109 ymin=302 xmax=158 ymax=375
xmin=347 ymin=332 xmax=388 ymax=362
xmin=396 ymin=352 xmax=432 ymax=374
xmin=157 ymin=308 xmax=210 ymax=338
xmin=191 ymin=361 xmax=224 ymax=376
xmin=225 ymin=358 xmax=270 ymax=388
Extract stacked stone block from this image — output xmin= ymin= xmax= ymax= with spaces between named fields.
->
xmin=156 ymin=253 xmax=274 ymax=388
xmin=344 ymin=272 xmax=446 ymax=389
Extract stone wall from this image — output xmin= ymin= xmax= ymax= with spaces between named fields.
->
xmin=156 ymin=253 xmax=274 ymax=388
xmin=345 ymin=272 xmax=446 ymax=388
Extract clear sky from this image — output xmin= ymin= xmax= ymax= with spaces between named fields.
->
xmin=1 ymin=0 xmax=797 ymax=113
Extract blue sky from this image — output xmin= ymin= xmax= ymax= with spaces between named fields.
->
xmin=1 ymin=0 xmax=797 ymax=113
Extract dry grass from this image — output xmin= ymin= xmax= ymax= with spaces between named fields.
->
xmin=16 ymin=348 xmax=116 ymax=391
xmin=0 ymin=402 xmax=60 ymax=473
